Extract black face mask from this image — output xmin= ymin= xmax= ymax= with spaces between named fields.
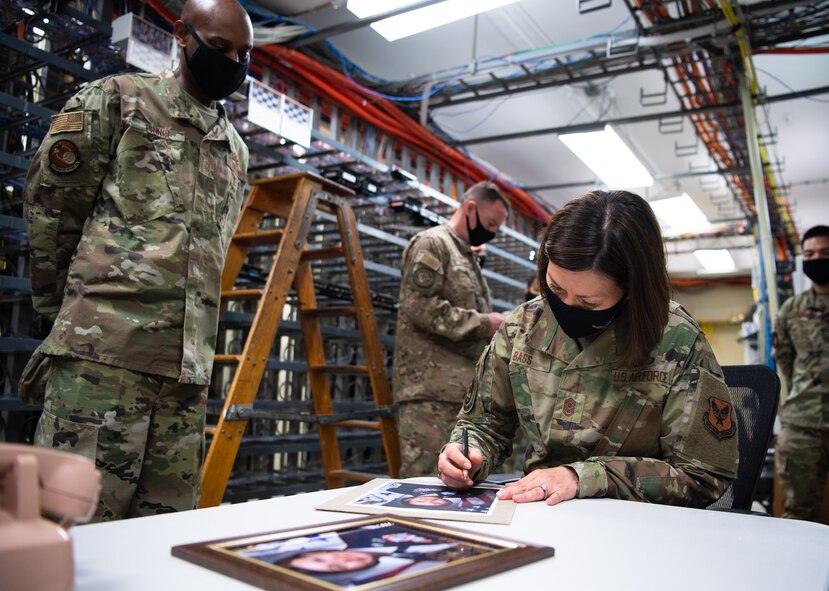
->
xmin=544 ymin=286 xmax=626 ymax=339
xmin=524 ymin=291 xmax=537 ymax=302
xmin=803 ymin=258 xmax=829 ymax=286
xmin=466 ymin=208 xmax=496 ymax=247
xmin=184 ymin=24 xmax=248 ymax=100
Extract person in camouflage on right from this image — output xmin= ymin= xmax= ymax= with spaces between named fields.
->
xmin=392 ymin=181 xmax=508 ymax=477
xmin=438 ymin=190 xmax=738 ymax=508
xmin=773 ymin=224 xmax=829 ymax=521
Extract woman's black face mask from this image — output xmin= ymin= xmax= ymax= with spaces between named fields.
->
xmin=543 ymin=285 xmax=626 ymax=339
xmin=184 ymin=23 xmax=248 ymax=100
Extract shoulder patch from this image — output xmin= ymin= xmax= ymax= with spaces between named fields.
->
xmin=49 ymin=112 xmax=84 ymax=135
xmin=413 ymin=250 xmax=442 ymax=272
xmin=461 ymin=384 xmax=477 ymax=415
xmin=48 ymin=140 xmax=82 ymax=174
xmin=703 ymin=396 xmax=736 ymax=440
xmin=412 ymin=267 xmax=436 ymax=288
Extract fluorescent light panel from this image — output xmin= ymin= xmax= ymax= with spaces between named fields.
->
xmin=348 ymin=0 xmax=520 ymax=42
xmin=347 ymin=0 xmax=423 ymax=18
xmin=649 ymin=193 xmax=711 ymax=237
xmin=559 ymin=125 xmax=653 ymax=189
xmin=694 ymin=249 xmax=736 ymax=272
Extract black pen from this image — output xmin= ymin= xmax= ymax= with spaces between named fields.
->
xmin=461 ymin=427 xmax=469 ymax=480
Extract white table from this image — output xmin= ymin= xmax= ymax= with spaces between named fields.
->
xmin=72 ymin=484 xmax=829 ymax=591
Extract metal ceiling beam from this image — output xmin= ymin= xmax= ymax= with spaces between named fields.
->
xmin=288 ymin=0 xmax=446 ymax=48
xmin=524 ymin=167 xmax=753 ymax=192
xmin=456 ymin=84 xmax=829 ymax=146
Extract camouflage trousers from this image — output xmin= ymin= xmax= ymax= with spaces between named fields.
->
xmin=397 ymin=400 xmax=527 ymax=478
xmin=32 ymin=355 xmax=207 ymax=522
xmin=775 ymin=422 xmax=829 ymax=521
xmin=398 ymin=400 xmax=460 ymax=477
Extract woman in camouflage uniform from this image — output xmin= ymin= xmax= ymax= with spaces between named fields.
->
xmin=438 ymin=190 xmax=739 ymax=508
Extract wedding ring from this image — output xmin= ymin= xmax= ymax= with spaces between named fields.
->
xmin=540 ymin=483 xmax=548 ymax=498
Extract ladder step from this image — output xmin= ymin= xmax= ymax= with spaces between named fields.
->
xmin=309 ymin=364 xmax=369 ymax=374
xmin=328 ymin=420 xmax=381 ymax=430
xmin=301 ymin=246 xmax=344 ymax=260
xmin=214 ymin=354 xmax=241 ymax=364
xmin=328 ymin=469 xmax=382 ymax=483
xmin=233 ymin=228 xmax=284 ymax=246
xmin=301 ymin=306 xmax=356 ymax=317
xmin=221 ymin=288 xmax=264 ymax=301
xmin=205 ymin=425 xmax=218 ymax=436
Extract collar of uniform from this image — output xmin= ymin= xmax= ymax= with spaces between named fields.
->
xmin=524 ymin=301 xmax=619 ymax=367
xmin=161 ymin=70 xmax=230 ymax=137
xmin=442 ymin=222 xmax=472 ymax=255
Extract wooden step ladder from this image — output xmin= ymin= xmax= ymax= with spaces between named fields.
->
xmin=199 ymin=172 xmax=400 ymax=508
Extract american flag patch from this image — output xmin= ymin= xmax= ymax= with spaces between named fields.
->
xmin=49 ymin=112 xmax=83 ymax=134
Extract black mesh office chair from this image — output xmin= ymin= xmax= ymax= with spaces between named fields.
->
xmin=707 ymin=364 xmax=780 ymax=512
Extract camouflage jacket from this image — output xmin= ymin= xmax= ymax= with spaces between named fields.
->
xmin=773 ymin=289 xmax=829 ymax=429
xmin=451 ymin=298 xmax=739 ymax=508
xmin=23 ymin=70 xmax=248 ymax=385
xmin=392 ymin=223 xmax=493 ymax=404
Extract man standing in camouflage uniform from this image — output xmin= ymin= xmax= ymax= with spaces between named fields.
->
xmin=393 ymin=182 xmax=509 ymax=477
xmin=773 ymin=225 xmax=829 ymax=521
xmin=18 ymin=0 xmax=253 ymax=520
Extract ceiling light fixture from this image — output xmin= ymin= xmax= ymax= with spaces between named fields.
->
xmin=694 ymin=249 xmax=736 ymax=273
xmin=558 ymin=125 xmax=653 ymax=189
xmin=348 ymin=0 xmax=520 ymax=42
xmin=649 ymin=193 xmax=712 ymax=237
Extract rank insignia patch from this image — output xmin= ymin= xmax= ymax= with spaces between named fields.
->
xmin=48 ymin=140 xmax=81 ymax=174
xmin=703 ymin=396 xmax=736 ymax=440
xmin=562 ymin=397 xmax=577 ymax=417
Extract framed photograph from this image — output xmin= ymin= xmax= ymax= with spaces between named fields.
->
xmin=171 ymin=514 xmax=554 ymax=591
xmin=315 ymin=478 xmax=516 ymax=525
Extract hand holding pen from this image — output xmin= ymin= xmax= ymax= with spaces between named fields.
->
xmin=437 ymin=428 xmax=485 ymax=491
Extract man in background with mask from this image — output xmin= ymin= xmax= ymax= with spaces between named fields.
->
xmin=18 ymin=0 xmax=252 ymax=520
xmin=392 ymin=182 xmax=509 ymax=477
xmin=773 ymin=224 xmax=829 ymax=521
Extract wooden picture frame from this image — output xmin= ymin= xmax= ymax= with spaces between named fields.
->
xmin=172 ymin=514 xmax=554 ymax=591
xmin=315 ymin=478 xmax=516 ymax=525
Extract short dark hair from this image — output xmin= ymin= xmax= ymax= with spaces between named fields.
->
xmin=802 ymin=225 xmax=829 ymax=245
xmin=463 ymin=181 xmax=511 ymax=213
xmin=536 ymin=190 xmax=670 ymax=367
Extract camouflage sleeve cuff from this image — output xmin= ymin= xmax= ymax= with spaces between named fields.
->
xmin=565 ymin=461 xmax=607 ymax=498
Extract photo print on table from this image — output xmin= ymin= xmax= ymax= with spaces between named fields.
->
xmin=315 ymin=478 xmax=516 ymax=525
xmin=172 ymin=514 xmax=554 ymax=591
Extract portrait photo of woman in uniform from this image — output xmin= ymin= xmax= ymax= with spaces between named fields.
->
xmin=437 ymin=189 xmax=739 ymax=508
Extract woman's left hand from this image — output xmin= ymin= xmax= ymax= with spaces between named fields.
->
xmin=496 ymin=467 xmax=579 ymax=506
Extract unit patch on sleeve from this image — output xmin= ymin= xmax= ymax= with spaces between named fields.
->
xmin=703 ymin=396 xmax=736 ymax=440
xmin=49 ymin=111 xmax=84 ymax=134
xmin=412 ymin=267 xmax=436 ymax=288
xmin=48 ymin=140 xmax=82 ymax=174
